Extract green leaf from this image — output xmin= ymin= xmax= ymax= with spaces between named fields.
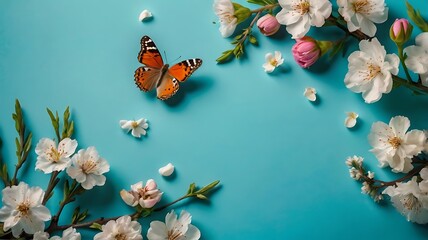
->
xmin=247 ymin=0 xmax=277 ymax=6
xmin=23 ymin=132 xmax=32 ymax=153
xmin=329 ymin=39 xmax=346 ymax=59
xmin=406 ymin=1 xmax=428 ymax=32
xmin=187 ymin=183 xmax=196 ymax=194
xmin=64 ymin=179 xmax=70 ymax=196
xmin=195 ymin=180 xmax=220 ymax=194
xmin=216 ymin=50 xmax=234 ymax=63
xmin=249 ymin=35 xmax=258 ymax=45
xmin=90 ymin=222 xmax=103 ymax=231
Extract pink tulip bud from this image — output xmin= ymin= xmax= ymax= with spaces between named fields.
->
xmin=292 ymin=37 xmax=321 ymax=68
xmin=257 ymin=14 xmax=280 ymax=36
xmin=390 ymin=18 xmax=413 ymax=46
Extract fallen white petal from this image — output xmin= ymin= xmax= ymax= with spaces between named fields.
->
xmin=159 ymin=163 xmax=174 ymax=176
xmin=139 ymin=10 xmax=152 ymax=22
xmin=345 ymin=112 xmax=359 ymax=128
xmin=303 ymin=87 xmax=317 ymax=101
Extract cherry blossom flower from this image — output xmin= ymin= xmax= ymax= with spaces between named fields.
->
xmin=213 ymin=0 xmax=237 ymax=38
xmin=120 ymin=118 xmax=149 ymax=138
xmin=120 ymin=179 xmax=163 ymax=208
xmin=344 ymin=38 xmax=399 ymax=103
xmin=35 ymin=138 xmax=77 ymax=173
xmin=33 ymin=227 xmax=81 ymax=240
xmin=262 ymin=51 xmax=284 ymax=73
xmin=66 ymin=147 xmax=110 ymax=190
xmin=147 ymin=210 xmax=200 ymax=240
xmin=139 ymin=10 xmax=152 ymax=22
xmin=159 ymin=163 xmax=175 ymax=176
xmin=383 ymin=177 xmax=428 ymax=224
xmin=345 ymin=112 xmax=359 ymax=128
xmin=337 ymin=0 xmax=388 ymax=37
xmin=94 ymin=215 xmax=143 ymax=240
xmin=303 ymin=87 xmax=317 ymax=101
xmin=368 ymin=116 xmax=426 ymax=173
xmin=276 ymin=0 xmax=332 ymax=39
xmin=404 ymin=32 xmax=428 ymax=87
xmin=0 ymin=182 xmax=51 ymax=237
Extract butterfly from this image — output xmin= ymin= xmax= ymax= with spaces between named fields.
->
xmin=134 ymin=35 xmax=203 ymax=100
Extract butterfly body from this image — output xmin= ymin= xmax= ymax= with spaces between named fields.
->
xmin=134 ymin=36 xmax=202 ymax=100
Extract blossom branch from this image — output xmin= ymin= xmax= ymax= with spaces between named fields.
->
xmin=49 ymin=180 xmax=220 ymax=232
xmin=42 ymin=171 xmax=60 ymax=204
xmin=0 ymin=137 xmax=10 ymax=186
xmin=328 ymin=15 xmax=428 ymax=95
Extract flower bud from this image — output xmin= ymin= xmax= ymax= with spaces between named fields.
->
xmin=232 ymin=3 xmax=251 ymax=24
xmin=257 ymin=14 xmax=280 ymax=36
xmin=292 ymin=37 xmax=332 ymax=68
xmin=390 ymin=18 xmax=413 ymax=46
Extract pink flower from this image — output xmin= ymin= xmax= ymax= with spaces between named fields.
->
xmin=120 ymin=179 xmax=163 ymax=208
xmin=390 ymin=18 xmax=413 ymax=45
xmin=292 ymin=37 xmax=321 ymax=68
xmin=257 ymin=14 xmax=280 ymax=36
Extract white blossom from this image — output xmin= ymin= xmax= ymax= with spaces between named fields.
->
xmin=367 ymin=171 xmax=375 ymax=179
xmin=303 ymin=87 xmax=317 ymax=101
xmin=276 ymin=0 xmax=332 ymax=39
xmin=120 ymin=118 xmax=149 ymax=138
xmin=404 ymin=32 xmax=428 ymax=87
xmin=262 ymin=51 xmax=284 ymax=73
xmin=349 ymin=167 xmax=362 ymax=180
xmin=147 ymin=210 xmax=200 ymax=240
xmin=159 ymin=163 xmax=175 ymax=176
xmin=345 ymin=112 xmax=359 ymax=128
xmin=120 ymin=179 xmax=163 ymax=208
xmin=94 ymin=215 xmax=143 ymax=240
xmin=344 ymin=38 xmax=399 ymax=103
xmin=383 ymin=177 xmax=428 ymax=224
xmin=213 ymin=0 xmax=237 ymax=38
xmin=35 ymin=138 xmax=77 ymax=174
xmin=368 ymin=116 xmax=426 ymax=173
xmin=0 ymin=182 xmax=51 ymax=237
xmin=66 ymin=147 xmax=110 ymax=190
xmin=337 ymin=0 xmax=388 ymax=37
xmin=139 ymin=10 xmax=152 ymax=22
xmin=33 ymin=227 xmax=81 ymax=240
xmin=345 ymin=155 xmax=363 ymax=167
xmin=361 ymin=181 xmax=371 ymax=194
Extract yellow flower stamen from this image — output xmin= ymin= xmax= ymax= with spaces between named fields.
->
xmin=388 ymin=136 xmax=402 ymax=149
xmin=81 ymin=160 xmax=97 ymax=174
xmin=131 ymin=121 xmax=139 ymax=128
xmin=402 ymin=194 xmax=421 ymax=211
xmin=168 ymin=229 xmax=183 ymax=240
xmin=362 ymin=63 xmax=381 ymax=81
xmin=270 ymin=59 xmax=278 ymax=67
xmin=17 ymin=201 xmax=30 ymax=217
xmin=352 ymin=0 xmax=371 ymax=14
xmin=48 ymin=147 xmax=62 ymax=163
xmin=293 ymin=1 xmax=311 ymax=15
xmin=114 ymin=233 xmax=126 ymax=240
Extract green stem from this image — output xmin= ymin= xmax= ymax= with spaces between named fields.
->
xmin=42 ymin=171 xmax=60 ymax=205
xmin=397 ymin=45 xmax=413 ymax=82
xmin=250 ymin=3 xmax=279 ymax=13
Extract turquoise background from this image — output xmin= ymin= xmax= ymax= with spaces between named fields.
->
xmin=0 ymin=0 xmax=428 ymax=239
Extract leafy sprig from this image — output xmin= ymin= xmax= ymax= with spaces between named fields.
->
xmin=10 ymin=99 xmax=32 ymax=186
xmin=406 ymin=1 xmax=428 ymax=32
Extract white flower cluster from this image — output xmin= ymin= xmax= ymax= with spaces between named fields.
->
xmin=0 ymin=137 xmax=110 ymax=237
xmin=347 ymin=115 xmax=428 ymax=223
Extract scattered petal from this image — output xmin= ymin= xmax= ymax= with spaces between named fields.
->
xmin=139 ymin=10 xmax=152 ymax=22
xmin=263 ymin=51 xmax=284 ymax=73
xmin=345 ymin=112 xmax=359 ymax=128
xmin=159 ymin=163 xmax=175 ymax=176
xmin=303 ymin=87 xmax=317 ymax=101
xmin=120 ymin=118 xmax=149 ymax=138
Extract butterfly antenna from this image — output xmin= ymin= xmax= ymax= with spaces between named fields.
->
xmin=164 ymin=50 xmax=168 ymax=64
xmin=172 ymin=56 xmax=182 ymax=63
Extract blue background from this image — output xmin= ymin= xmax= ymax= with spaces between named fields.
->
xmin=1 ymin=0 xmax=428 ymax=239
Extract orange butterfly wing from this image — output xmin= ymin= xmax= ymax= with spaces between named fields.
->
xmin=168 ymin=59 xmax=203 ymax=82
xmin=135 ymin=36 xmax=164 ymax=91
xmin=137 ymin=35 xmax=164 ymax=68
xmin=156 ymin=74 xmax=179 ymax=100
